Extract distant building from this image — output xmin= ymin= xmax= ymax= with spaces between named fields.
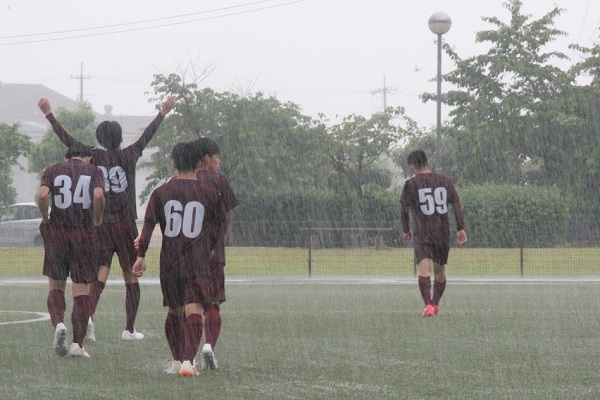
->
xmin=2 ymin=82 xmax=156 ymax=208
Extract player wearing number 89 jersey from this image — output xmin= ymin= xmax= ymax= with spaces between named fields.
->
xmin=400 ymin=150 xmax=467 ymax=316
xmin=37 ymin=96 xmax=177 ymax=340
xmin=134 ymin=142 xmax=224 ymax=375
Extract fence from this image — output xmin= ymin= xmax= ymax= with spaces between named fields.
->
xmin=0 ymin=220 xmax=599 ymax=277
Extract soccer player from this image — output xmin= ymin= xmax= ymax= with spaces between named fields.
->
xmin=38 ymin=142 xmax=105 ymax=358
xmin=37 ymin=96 xmax=176 ymax=341
xmin=192 ymin=138 xmax=239 ymax=370
xmin=133 ymin=142 xmax=224 ymax=377
xmin=400 ymin=149 xmax=467 ymax=316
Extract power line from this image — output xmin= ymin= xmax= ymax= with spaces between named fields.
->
xmin=0 ymin=0 xmax=308 ymax=46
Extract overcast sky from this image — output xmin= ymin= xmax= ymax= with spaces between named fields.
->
xmin=1 ymin=0 xmax=599 ymax=127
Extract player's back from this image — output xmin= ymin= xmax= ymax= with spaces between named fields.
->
xmin=42 ymin=159 xmax=103 ymax=227
xmin=402 ymin=172 xmax=459 ymax=244
xmin=196 ymin=170 xmax=239 ymax=212
xmin=91 ymin=147 xmax=141 ymax=223
xmin=147 ymin=179 xmax=223 ymax=278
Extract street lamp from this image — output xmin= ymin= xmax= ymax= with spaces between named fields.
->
xmin=428 ymin=12 xmax=451 ymax=172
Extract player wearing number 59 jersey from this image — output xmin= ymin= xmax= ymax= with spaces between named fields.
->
xmin=400 ymin=150 xmax=467 ymax=317
xmin=37 ymin=96 xmax=177 ymax=341
xmin=134 ymin=142 xmax=224 ymax=376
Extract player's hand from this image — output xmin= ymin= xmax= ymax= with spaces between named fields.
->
xmin=456 ymin=230 xmax=467 ymax=245
xmin=133 ymin=235 xmax=141 ymax=251
xmin=38 ymin=98 xmax=52 ymax=115
xmin=132 ymin=257 xmax=146 ymax=277
xmin=403 ymin=232 xmax=412 ymax=242
xmin=160 ymin=96 xmax=177 ymax=116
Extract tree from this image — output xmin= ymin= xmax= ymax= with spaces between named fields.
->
xmin=0 ymin=123 xmax=31 ymax=209
xmin=28 ymin=102 xmax=97 ymax=176
xmin=422 ymin=0 xmax=572 ymax=185
xmin=141 ymin=73 xmax=333 ymax=204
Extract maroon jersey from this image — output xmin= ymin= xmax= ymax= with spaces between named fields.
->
xmin=196 ymin=170 xmax=238 ymax=265
xmin=40 ymin=159 xmax=105 ymax=227
xmin=400 ymin=172 xmax=465 ymax=245
xmin=137 ymin=179 xmax=224 ymax=280
xmin=46 ymin=112 xmax=165 ymax=223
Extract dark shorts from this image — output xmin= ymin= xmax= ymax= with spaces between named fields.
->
xmin=41 ymin=224 xmax=98 ymax=284
xmin=414 ymin=241 xmax=450 ymax=266
xmin=161 ymin=277 xmax=211 ymax=309
xmin=209 ymin=263 xmax=226 ymax=304
xmin=98 ymin=221 xmax=138 ymax=271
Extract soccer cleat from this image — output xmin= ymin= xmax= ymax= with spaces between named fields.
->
xmin=179 ymin=360 xmax=198 ymax=376
xmin=68 ymin=342 xmax=90 ymax=358
xmin=85 ymin=317 xmax=96 ymax=342
xmin=433 ymin=305 xmax=439 ymax=315
xmin=166 ymin=360 xmax=182 ymax=374
xmin=422 ymin=304 xmax=435 ymax=317
xmin=121 ymin=330 xmax=144 ymax=341
xmin=53 ymin=323 xmax=68 ymax=357
xmin=202 ymin=343 xmax=218 ymax=370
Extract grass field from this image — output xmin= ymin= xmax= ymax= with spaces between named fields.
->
xmin=1 ymin=279 xmax=600 ymax=399
xmin=1 ymin=246 xmax=599 ymax=277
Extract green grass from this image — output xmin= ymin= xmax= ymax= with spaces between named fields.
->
xmin=1 ymin=280 xmax=600 ymax=399
xmin=1 ymin=246 xmax=599 ymax=277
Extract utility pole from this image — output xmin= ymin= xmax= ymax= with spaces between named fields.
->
xmin=71 ymin=62 xmax=91 ymax=104
xmin=371 ymin=75 xmax=396 ymax=112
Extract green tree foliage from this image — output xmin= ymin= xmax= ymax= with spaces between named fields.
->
xmin=28 ymin=102 xmax=97 ymax=176
xmin=422 ymin=0 xmax=572 ymax=185
xmin=142 ymin=73 xmax=333 ymax=203
xmin=0 ymin=123 xmax=31 ymax=208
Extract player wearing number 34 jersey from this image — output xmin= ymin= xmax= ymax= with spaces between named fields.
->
xmin=400 ymin=150 xmax=467 ymax=317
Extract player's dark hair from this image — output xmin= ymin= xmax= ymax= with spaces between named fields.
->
xmin=65 ymin=142 xmax=94 ymax=159
xmin=96 ymin=121 xmax=123 ymax=151
xmin=407 ymin=149 xmax=428 ymax=168
xmin=172 ymin=142 xmax=201 ymax=172
xmin=192 ymin=137 xmax=220 ymax=157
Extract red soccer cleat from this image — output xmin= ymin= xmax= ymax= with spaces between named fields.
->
xmin=422 ymin=304 xmax=435 ymax=317
xmin=433 ymin=305 xmax=439 ymax=315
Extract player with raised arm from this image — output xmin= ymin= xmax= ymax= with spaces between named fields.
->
xmin=133 ymin=142 xmax=224 ymax=376
xmin=400 ymin=149 xmax=467 ymax=316
xmin=37 ymin=96 xmax=176 ymax=341
xmin=38 ymin=142 xmax=105 ymax=358
xmin=192 ymin=137 xmax=239 ymax=370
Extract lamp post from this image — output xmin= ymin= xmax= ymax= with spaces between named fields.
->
xmin=428 ymin=12 xmax=451 ymax=172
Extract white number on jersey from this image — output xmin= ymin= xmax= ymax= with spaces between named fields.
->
xmin=163 ymin=200 xmax=205 ymax=238
xmin=98 ymin=165 xmax=128 ymax=193
xmin=53 ymin=175 xmax=93 ymax=209
xmin=418 ymin=187 xmax=448 ymax=215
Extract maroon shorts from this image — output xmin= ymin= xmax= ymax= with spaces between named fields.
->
xmin=209 ymin=263 xmax=225 ymax=304
xmin=414 ymin=241 xmax=450 ymax=266
xmin=41 ymin=224 xmax=98 ymax=284
xmin=161 ymin=277 xmax=211 ymax=309
xmin=98 ymin=221 xmax=138 ymax=271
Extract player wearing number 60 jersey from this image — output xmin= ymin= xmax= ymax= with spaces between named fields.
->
xmin=134 ymin=142 xmax=224 ymax=377
xmin=400 ymin=149 xmax=467 ymax=317
xmin=37 ymin=96 xmax=177 ymax=341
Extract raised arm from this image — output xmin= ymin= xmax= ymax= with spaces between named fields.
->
xmin=37 ymin=98 xmax=77 ymax=147
xmin=131 ymin=95 xmax=177 ymax=152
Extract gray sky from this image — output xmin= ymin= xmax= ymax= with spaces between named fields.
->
xmin=1 ymin=0 xmax=599 ymax=127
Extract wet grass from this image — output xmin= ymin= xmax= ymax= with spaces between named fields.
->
xmin=1 ymin=281 xmax=600 ymax=399
xmin=1 ymin=246 xmax=599 ymax=277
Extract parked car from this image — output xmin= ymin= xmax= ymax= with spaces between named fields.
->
xmin=0 ymin=202 xmax=44 ymax=246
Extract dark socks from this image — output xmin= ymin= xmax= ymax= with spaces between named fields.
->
xmin=184 ymin=313 xmax=203 ymax=363
xmin=47 ymin=289 xmax=65 ymax=327
xmin=125 ymin=283 xmax=140 ymax=332
xmin=418 ymin=276 xmax=432 ymax=306
xmin=165 ymin=313 xmax=186 ymax=362
xmin=204 ymin=304 xmax=222 ymax=349
xmin=72 ymin=295 xmax=90 ymax=346
xmin=89 ymin=280 xmax=105 ymax=318
xmin=433 ymin=279 xmax=446 ymax=306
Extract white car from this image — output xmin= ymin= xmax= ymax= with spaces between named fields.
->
xmin=0 ymin=202 xmax=44 ymax=246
